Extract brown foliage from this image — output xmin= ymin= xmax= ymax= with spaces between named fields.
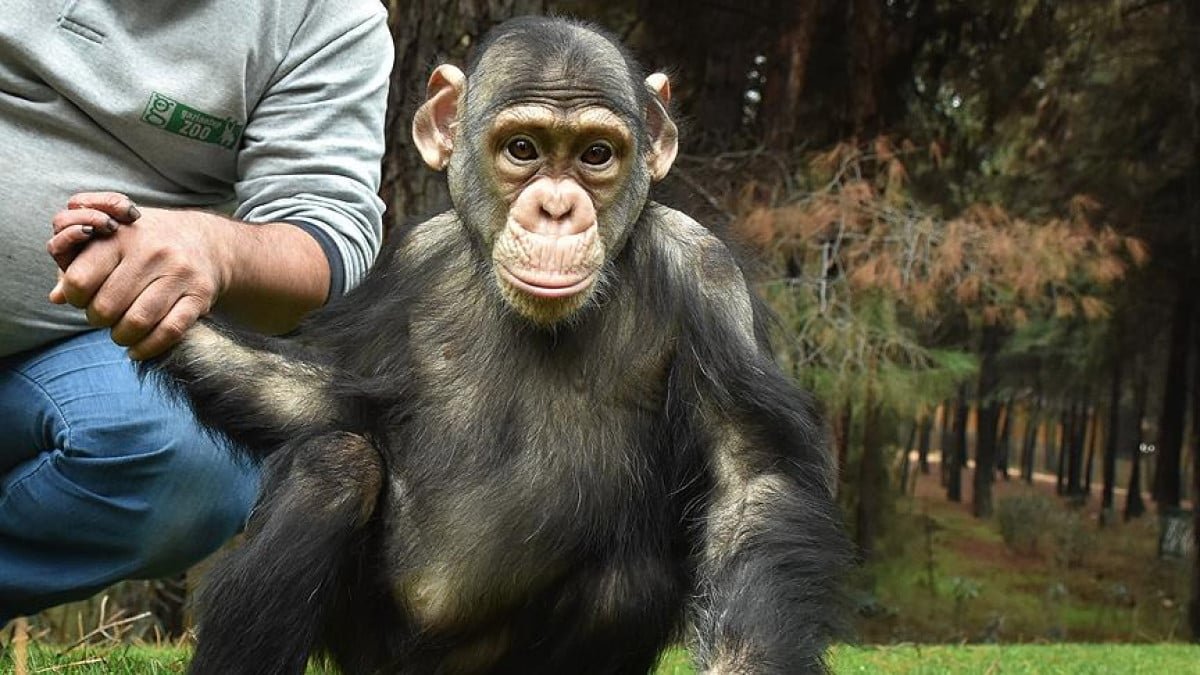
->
xmin=734 ymin=137 xmax=1146 ymax=328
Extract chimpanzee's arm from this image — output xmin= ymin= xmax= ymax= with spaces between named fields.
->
xmin=660 ymin=209 xmax=852 ymax=674
xmin=144 ymin=213 xmax=458 ymax=461
xmin=143 ymin=320 xmax=347 ymax=461
xmin=687 ymin=375 xmax=850 ymax=674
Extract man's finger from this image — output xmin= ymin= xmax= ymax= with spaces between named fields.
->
xmin=52 ymin=207 xmax=122 ymax=235
xmin=108 ymin=278 xmax=179 ymax=348
xmin=49 ymin=270 xmax=67 ymax=304
xmin=66 ymin=192 xmax=142 ymax=223
xmin=47 ymin=225 xmax=99 ymax=270
xmin=83 ymin=254 xmax=157 ymax=329
xmin=58 ymin=243 xmax=122 ymax=310
xmin=127 ymin=295 xmax=205 ymax=361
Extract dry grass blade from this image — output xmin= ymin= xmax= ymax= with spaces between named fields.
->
xmin=14 ymin=617 xmax=30 ymax=675
xmin=64 ymin=612 xmax=153 ymax=652
xmin=33 ymin=657 xmax=105 ymax=673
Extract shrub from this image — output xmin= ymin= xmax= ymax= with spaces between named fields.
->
xmin=1051 ymin=510 xmax=1096 ymax=568
xmin=995 ymin=492 xmax=1055 ymax=555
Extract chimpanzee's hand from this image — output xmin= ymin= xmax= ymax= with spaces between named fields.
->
xmin=47 ymin=191 xmax=233 ymax=360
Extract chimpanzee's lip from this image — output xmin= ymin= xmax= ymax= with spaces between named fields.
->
xmin=498 ymin=264 xmax=596 ymax=298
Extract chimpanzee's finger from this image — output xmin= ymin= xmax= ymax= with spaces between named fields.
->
xmin=46 ymin=224 xmax=100 ymax=270
xmin=66 ymin=192 xmax=142 ymax=223
xmin=51 ymin=207 xmax=122 ymax=235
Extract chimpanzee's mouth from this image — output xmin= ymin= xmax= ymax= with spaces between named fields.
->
xmin=498 ymin=264 xmax=597 ymax=298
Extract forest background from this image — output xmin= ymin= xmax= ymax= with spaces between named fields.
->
xmin=12 ymin=0 xmax=1200 ymax=653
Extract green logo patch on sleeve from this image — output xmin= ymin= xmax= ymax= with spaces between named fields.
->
xmin=141 ymin=92 xmax=243 ymax=150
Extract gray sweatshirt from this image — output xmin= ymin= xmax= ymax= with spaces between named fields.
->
xmin=0 ymin=0 xmax=392 ymax=356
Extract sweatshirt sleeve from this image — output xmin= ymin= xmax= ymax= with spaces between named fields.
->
xmin=232 ymin=2 xmax=392 ymax=297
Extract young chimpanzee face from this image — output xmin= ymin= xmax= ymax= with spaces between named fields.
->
xmin=412 ymin=18 xmax=678 ymax=326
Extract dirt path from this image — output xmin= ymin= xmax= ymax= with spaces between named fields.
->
xmin=905 ymin=451 xmax=1182 ymax=513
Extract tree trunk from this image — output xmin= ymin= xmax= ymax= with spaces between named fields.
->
xmin=996 ymin=396 xmax=1014 ymax=480
xmin=1191 ymin=300 xmax=1200 ymax=639
xmin=1125 ymin=370 xmax=1150 ymax=521
xmin=1021 ymin=395 xmax=1042 ymax=484
xmin=898 ymin=421 xmax=917 ymax=493
xmin=1056 ymin=407 xmax=1070 ymax=495
xmin=1044 ymin=408 xmax=1058 ymax=475
xmin=940 ymin=399 xmax=954 ymax=487
xmin=1153 ymin=288 xmax=1194 ymax=509
xmin=1101 ymin=348 xmax=1123 ymax=525
xmin=948 ymin=385 xmax=968 ymax=503
xmin=381 ymin=0 xmax=548 ymax=232
xmin=855 ymin=398 xmax=885 ymax=560
xmin=1183 ymin=0 xmax=1200 ymax=640
xmin=1083 ymin=402 xmax=1100 ymax=497
xmin=1069 ymin=400 xmax=1090 ymax=498
xmin=761 ymin=0 xmax=821 ymax=147
xmin=847 ymin=0 xmax=887 ymax=135
xmin=973 ymin=325 xmax=1002 ymax=518
xmin=1070 ymin=398 xmax=1089 ymax=494
xmin=958 ymin=401 xmax=970 ymax=482
xmin=918 ymin=413 xmax=933 ymax=475
xmin=835 ymin=403 xmax=853 ymax=497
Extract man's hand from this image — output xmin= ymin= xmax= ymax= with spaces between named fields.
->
xmin=47 ymin=192 xmax=233 ymax=360
xmin=46 ymin=191 xmax=331 ymax=360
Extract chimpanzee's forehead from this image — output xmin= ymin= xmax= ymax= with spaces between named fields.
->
xmin=485 ymin=77 xmax=635 ymax=115
xmin=467 ymin=25 xmax=642 ymax=120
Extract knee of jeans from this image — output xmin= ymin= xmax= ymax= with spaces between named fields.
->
xmin=127 ymin=445 xmax=259 ymax=578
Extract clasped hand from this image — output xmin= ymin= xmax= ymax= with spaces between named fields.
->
xmin=47 ymin=192 xmax=231 ymax=360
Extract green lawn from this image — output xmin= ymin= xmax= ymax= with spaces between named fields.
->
xmin=828 ymin=644 xmax=1200 ymax=674
xmin=4 ymin=644 xmax=1200 ymax=673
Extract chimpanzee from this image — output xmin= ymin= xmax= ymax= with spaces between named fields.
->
xmin=149 ymin=15 xmax=851 ymax=675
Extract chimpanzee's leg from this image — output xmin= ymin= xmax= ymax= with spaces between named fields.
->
xmin=190 ymin=431 xmax=382 ymax=675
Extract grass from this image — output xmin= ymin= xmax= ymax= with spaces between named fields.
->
xmin=829 ymin=644 xmax=1200 ymax=674
xmin=5 ymin=643 xmax=1200 ymax=673
xmin=858 ymin=470 xmax=1193 ymax=644
xmin=0 ymin=643 xmax=189 ymax=674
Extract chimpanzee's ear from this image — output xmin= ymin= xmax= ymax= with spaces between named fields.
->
xmin=644 ymin=73 xmax=678 ymax=182
xmin=413 ymin=65 xmax=466 ymax=172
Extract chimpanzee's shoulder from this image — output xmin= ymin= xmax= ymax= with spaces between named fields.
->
xmin=642 ymin=203 xmax=756 ymax=343
xmin=386 ymin=211 xmax=469 ymax=268
xmin=644 ymin=202 xmax=747 ymax=289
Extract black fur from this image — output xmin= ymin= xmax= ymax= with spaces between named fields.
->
xmin=146 ymin=17 xmax=851 ymax=675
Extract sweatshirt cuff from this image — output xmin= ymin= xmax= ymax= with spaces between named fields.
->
xmin=283 ymin=219 xmax=346 ymax=299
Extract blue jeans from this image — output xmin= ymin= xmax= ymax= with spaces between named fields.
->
xmin=0 ymin=329 xmax=259 ymax=621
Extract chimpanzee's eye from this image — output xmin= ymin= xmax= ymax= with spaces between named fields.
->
xmin=506 ymin=137 xmax=538 ymax=162
xmin=580 ymin=142 xmax=614 ymax=166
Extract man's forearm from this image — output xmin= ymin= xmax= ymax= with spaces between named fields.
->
xmin=204 ymin=213 xmax=332 ymax=334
